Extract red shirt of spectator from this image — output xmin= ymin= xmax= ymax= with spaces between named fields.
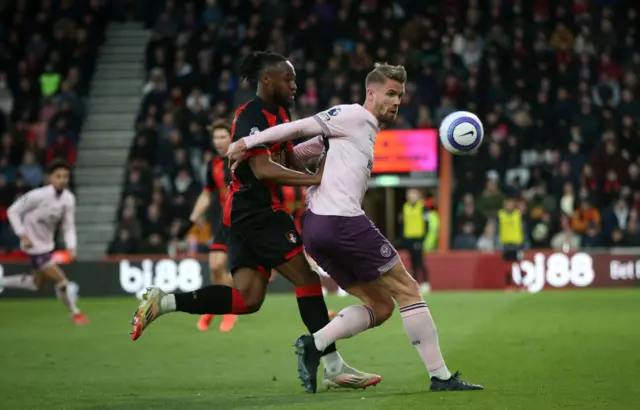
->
xmin=46 ymin=135 xmax=76 ymax=166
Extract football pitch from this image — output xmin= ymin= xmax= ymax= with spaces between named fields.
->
xmin=1 ymin=290 xmax=638 ymax=409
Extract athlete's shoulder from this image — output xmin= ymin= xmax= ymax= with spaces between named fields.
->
xmin=23 ymin=186 xmax=50 ymax=200
xmin=62 ymin=189 xmax=76 ymax=204
xmin=233 ymin=99 xmax=263 ymax=121
xmin=318 ymin=104 xmax=368 ymax=121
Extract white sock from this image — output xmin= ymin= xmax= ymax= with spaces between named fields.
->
xmin=55 ymin=281 xmax=80 ymax=315
xmin=160 ymin=294 xmax=176 ymax=313
xmin=321 ymin=351 xmax=345 ymax=375
xmin=400 ymin=300 xmax=451 ymax=380
xmin=0 ymin=274 xmax=37 ymax=291
xmin=313 ymin=305 xmax=375 ymax=351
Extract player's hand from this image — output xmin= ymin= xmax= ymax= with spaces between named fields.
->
xmin=21 ymin=236 xmax=33 ymax=249
xmin=176 ymin=220 xmax=195 ymax=239
xmin=69 ymin=249 xmax=77 ymax=260
xmin=227 ymin=139 xmax=248 ymax=170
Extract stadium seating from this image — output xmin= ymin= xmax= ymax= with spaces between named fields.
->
xmin=0 ymin=0 xmax=108 ymax=253
xmin=112 ymin=0 xmax=640 ymax=254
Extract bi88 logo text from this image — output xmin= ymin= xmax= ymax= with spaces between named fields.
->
xmin=511 ymin=252 xmax=595 ymax=293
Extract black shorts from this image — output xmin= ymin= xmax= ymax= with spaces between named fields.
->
xmin=228 ymin=210 xmax=304 ymax=277
xmin=209 ymin=219 xmax=229 ymax=253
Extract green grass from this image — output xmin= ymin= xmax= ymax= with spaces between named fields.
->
xmin=1 ymin=290 xmax=639 ymax=409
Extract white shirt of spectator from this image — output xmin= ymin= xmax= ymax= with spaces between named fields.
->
xmin=7 ymin=185 xmax=77 ymax=255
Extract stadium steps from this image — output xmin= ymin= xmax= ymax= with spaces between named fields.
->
xmin=75 ymin=22 xmax=150 ymax=260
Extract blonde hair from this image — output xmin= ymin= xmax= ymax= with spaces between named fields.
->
xmin=365 ymin=62 xmax=407 ymax=87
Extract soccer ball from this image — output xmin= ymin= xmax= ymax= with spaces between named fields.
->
xmin=439 ymin=111 xmax=484 ymax=155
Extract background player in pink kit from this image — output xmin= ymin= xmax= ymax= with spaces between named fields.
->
xmin=229 ymin=63 xmax=482 ymax=393
xmin=0 ymin=160 xmax=89 ymax=325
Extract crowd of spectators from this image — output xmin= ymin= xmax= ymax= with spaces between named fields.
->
xmin=0 ymin=0 xmax=108 ymax=254
xmin=450 ymin=0 xmax=640 ymax=251
xmin=111 ymin=0 xmax=640 ymax=254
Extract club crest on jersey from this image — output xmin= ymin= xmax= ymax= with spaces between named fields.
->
xmin=380 ymin=244 xmax=392 ymax=258
xmin=318 ymin=107 xmax=342 ymax=122
xmin=249 ymin=127 xmax=260 ymax=136
xmin=327 ymin=107 xmax=342 ymax=117
xmin=286 ymin=231 xmax=298 ymax=244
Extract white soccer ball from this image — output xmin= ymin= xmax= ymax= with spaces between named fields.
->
xmin=439 ymin=111 xmax=484 ymax=155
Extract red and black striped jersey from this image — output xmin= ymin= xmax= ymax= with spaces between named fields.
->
xmin=203 ymin=155 xmax=231 ymax=219
xmin=223 ymin=98 xmax=294 ymax=226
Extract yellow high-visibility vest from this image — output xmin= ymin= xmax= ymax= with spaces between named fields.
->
xmin=498 ymin=209 xmax=524 ymax=245
xmin=403 ymin=202 xmax=426 ymax=239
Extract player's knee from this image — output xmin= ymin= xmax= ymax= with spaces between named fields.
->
xmin=244 ymin=298 xmax=263 ymax=313
xmin=240 ymin=291 xmax=265 ymax=314
xmin=370 ymin=298 xmax=394 ymax=325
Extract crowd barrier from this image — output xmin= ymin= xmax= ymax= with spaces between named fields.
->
xmin=0 ymin=250 xmax=638 ymax=298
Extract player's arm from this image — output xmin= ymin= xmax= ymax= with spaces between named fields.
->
xmin=7 ymin=190 xmax=43 ymax=239
xmin=240 ymin=116 xmax=324 ymax=150
xmin=249 ymin=155 xmax=322 ymax=186
xmin=62 ymin=195 xmax=78 ymax=258
xmin=174 ymin=161 xmax=213 ymax=238
xmin=189 ymin=160 xmax=213 ymax=223
xmin=293 ymin=136 xmax=325 ymax=165
xmin=228 ymin=105 xmax=350 ymax=160
xmin=284 ymin=141 xmax=314 ymax=174
xmin=233 ymin=106 xmax=321 ymax=185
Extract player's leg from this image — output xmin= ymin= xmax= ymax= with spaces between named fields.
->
xmin=130 ymin=236 xmax=266 ymax=340
xmin=377 ymin=261 xmax=482 ymax=390
xmin=276 ymin=253 xmax=381 ymax=393
xmin=407 ymin=239 xmax=424 ymax=282
xmin=273 ymin=212 xmax=381 ymax=392
xmin=198 ymin=248 xmax=237 ymax=332
xmin=39 ymin=262 xmax=89 ymax=325
xmin=0 ymin=271 xmax=40 ymax=292
xmin=311 ymin=281 xmax=394 ymax=353
xmin=0 ymin=254 xmax=51 ymax=292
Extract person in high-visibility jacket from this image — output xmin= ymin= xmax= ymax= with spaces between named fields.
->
xmin=400 ymin=189 xmax=429 ymax=286
xmin=497 ymin=196 xmax=526 ymax=252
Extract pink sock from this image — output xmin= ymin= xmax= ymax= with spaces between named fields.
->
xmin=0 ymin=274 xmax=37 ymax=291
xmin=313 ymin=305 xmax=375 ymax=351
xmin=400 ymin=301 xmax=452 ymax=380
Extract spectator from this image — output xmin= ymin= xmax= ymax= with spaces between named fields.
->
xmin=455 ymin=194 xmax=486 ymax=237
xmin=39 ymin=63 xmax=62 ymax=98
xmin=571 ymin=199 xmax=601 ymax=235
xmin=138 ymin=233 xmax=167 ymax=254
xmin=108 ymin=229 xmax=137 ymax=255
xmin=0 ymin=156 xmax=16 ymax=183
xmin=0 ymin=72 xmax=14 ymax=120
xmin=476 ymin=178 xmax=505 ymax=218
xmin=19 ymin=151 xmax=43 ymax=188
xmin=119 ymin=207 xmax=143 ymax=240
xmin=581 ymin=224 xmax=605 ymax=249
xmin=602 ymin=198 xmax=630 ymax=241
xmin=452 ymin=222 xmax=478 ymax=250
xmin=46 ymin=134 xmax=76 ymax=165
xmin=142 ymin=203 xmax=165 ymax=238
xmin=477 ymin=219 xmax=497 ymax=252
xmin=551 ymin=217 xmax=581 ymax=251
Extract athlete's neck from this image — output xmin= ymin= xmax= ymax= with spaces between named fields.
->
xmin=256 ymin=87 xmax=277 ymax=108
xmin=363 ymin=100 xmax=386 ymax=129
